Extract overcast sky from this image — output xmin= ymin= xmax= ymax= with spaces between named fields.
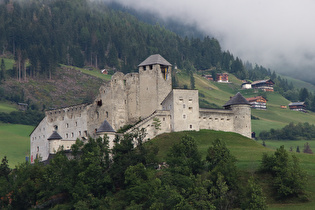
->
xmin=104 ymin=0 xmax=315 ymax=80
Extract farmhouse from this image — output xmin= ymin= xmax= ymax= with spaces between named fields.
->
xmin=30 ymin=54 xmax=251 ymax=163
xmin=289 ymin=102 xmax=306 ymax=112
xmin=246 ymin=96 xmax=267 ymax=110
xmin=241 ymin=82 xmax=252 ymax=89
xmin=216 ymin=73 xmax=229 ymax=82
xmin=251 ymin=79 xmax=274 ymax=92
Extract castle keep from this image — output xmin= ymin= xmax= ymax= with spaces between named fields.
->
xmin=30 ymin=54 xmax=251 ymax=163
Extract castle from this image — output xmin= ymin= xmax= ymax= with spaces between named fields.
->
xmin=30 ymin=54 xmax=251 ymax=163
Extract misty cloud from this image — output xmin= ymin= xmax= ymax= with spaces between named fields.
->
xmin=104 ymin=0 xmax=315 ymax=80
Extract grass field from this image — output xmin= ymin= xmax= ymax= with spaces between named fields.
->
xmin=0 ymin=123 xmax=34 ymax=167
xmin=152 ymin=130 xmax=315 ymax=209
xmin=0 ymin=101 xmax=18 ymax=113
xmin=60 ymin=64 xmax=112 ymax=81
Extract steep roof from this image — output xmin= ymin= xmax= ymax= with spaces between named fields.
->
xmin=223 ymin=92 xmax=250 ymax=107
xmin=47 ymin=131 xmax=63 ymax=140
xmin=96 ymin=120 xmax=115 ymax=133
xmin=138 ymin=54 xmax=172 ymax=67
xmin=251 ymin=79 xmax=274 ymax=85
xmin=246 ymin=96 xmax=267 ymax=102
xmin=289 ymin=102 xmax=305 ymax=106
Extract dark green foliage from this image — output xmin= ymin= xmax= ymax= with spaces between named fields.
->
xmin=259 ymin=122 xmax=315 ymax=140
xmin=0 ymin=59 xmax=5 ymax=81
xmin=260 ymin=146 xmax=307 ymax=200
xmin=0 ymin=109 xmax=44 ymax=126
xmin=166 ymin=135 xmax=203 ymax=175
xmin=190 ymin=70 xmax=195 ymax=89
xmin=296 ymin=146 xmax=300 ymax=153
xmin=241 ymin=176 xmax=267 ymax=210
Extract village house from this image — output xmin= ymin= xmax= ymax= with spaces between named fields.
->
xmin=241 ymin=82 xmax=252 ymax=89
xmin=203 ymin=74 xmax=213 ymax=81
xmin=288 ymin=102 xmax=306 ymax=112
xmin=30 ymin=54 xmax=251 ymax=163
xmin=251 ymin=79 xmax=274 ymax=92
xmin=216 ymin=73 xmax=229 ymax=83
xmin=246 ymin=96 xmax=267 ymax=110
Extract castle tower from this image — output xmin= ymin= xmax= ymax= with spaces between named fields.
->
xmin=223 ymin=92 xmax=251 ymax=138
xmin=47 ymin=131 xmax=63 ymax=154
xmin=138 ymin=54 xmax=172 ymax=118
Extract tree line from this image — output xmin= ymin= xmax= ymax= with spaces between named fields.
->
xmin=259 ymin=122 xmax=315 ymax=140
xmin=0 ymin=129 xmax=307 ymax=209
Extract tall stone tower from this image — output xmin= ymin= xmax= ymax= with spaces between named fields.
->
xmin=223 ymin=92 xmax=251 ymax=138
xmin=138 ymin=54 xmax=172 ymax=118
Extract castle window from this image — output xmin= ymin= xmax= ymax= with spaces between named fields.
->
xmin=189 ymin=107 xmax=193 ymax=111
xmin=143 ymin=66 xmax=146 ymax=70
xmin=215 ymin=118 xmax=218 ymax=121
xmin=221 ymin=118 xmax=224 ymax=120
xmin=84 ymin=131 xmax=87 ymax=137
xmin=190 ymin=125 xmax=193 ymax=129
xmin=106 ymin=111 xmax=109 ymax=118
xmin=124 ymin=80 xmax=126 ymax=86
xmin=75 ymin=122 xmax=77 ymax=126
xmin=183 ymin=115 xmax=186 ymax=119
xmin=66 ymin=133 xmax=68 ymax=138
xmin=71 ymin=133 xmax=74 ymax=138
xmin=183 ymin=104 xmax=186 ymax=108
xmin=66 ymin=123 xmax=69 ymax=128
xmin=79 ymin=131 xmax=81 ymax=136
xmin=37 ymin=146 xmax=39 ymax=152
xmin=97 ymin=100 xmax=102 ymax=106
xmin=179 ymin=98 xmax=183 ymax=102
xmin=54 ymin=125 xmax=58 ymax=130
xmin=163 ymin=117 xmax=165 ymax=121
xmin=189 ymin=99 xmax=193 ymax=102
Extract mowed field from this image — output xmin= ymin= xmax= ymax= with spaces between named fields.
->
xmin=0 ymin=123 xmax=34 ymax=167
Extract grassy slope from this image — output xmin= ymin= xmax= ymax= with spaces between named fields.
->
xmin=0 ymin=101 xmax=18 ymax=113
xmin=151 ymin=130 xmax=315 ymax=209
xmin=0 ymin=123 xmax=34 ymax=167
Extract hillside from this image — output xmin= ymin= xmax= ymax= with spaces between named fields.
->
xmin=151 ymin=130 xmax=315 ymax=209
xmin=0 ymin=65 xmax=106 ymax=109
xmin=174 ymin=70 xmax=315 ymax=135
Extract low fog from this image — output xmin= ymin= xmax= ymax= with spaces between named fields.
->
xmin=103 ymin=0 xmax=315 ymax=82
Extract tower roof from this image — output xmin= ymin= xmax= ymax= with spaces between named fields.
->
xmin=223 ymin=92 xmax=250 ymax=107
xmin=96 ymin=120 xmax=115 ymax=133
xmin=47 ymin=131 xmax=63 ymax=140
xmin=138 ymin=54 xmax=172 ymax=67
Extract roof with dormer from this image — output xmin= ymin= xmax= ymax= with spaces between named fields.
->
xmin=223 ymin=92 xmax=250 ymax=107
xmin=96 ymin=120 xmax=115 ymax=133
xmin=138 ymin=54 xmax=172 ymax=67
xmin=47 ymin=131 xmax=63 ymax=140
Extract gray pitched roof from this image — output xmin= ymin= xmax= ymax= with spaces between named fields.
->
xmin=223 ymin=92 xmax=250 ymax=107
xmin=96 ymin=120 xmax=115 ymax=133
xmin=47 ymin=131 xmax=63 ymax=140
xmin=289 ymin=102 xmax=305 ymax=106
xmin=138 ymin=54 xmax=172 ymax=67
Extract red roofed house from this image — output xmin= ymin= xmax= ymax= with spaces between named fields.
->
xmin=246 ymin=96 xmax=267 ymax=110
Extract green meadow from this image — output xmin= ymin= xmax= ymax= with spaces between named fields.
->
xmin=0 ymin=123 xmax=34 ymax=167
xmin=0 ymin=101 xmax=18 ymax=113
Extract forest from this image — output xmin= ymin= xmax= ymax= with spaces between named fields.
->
xmin=0 ymin=130 xmax=307 ymax=209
